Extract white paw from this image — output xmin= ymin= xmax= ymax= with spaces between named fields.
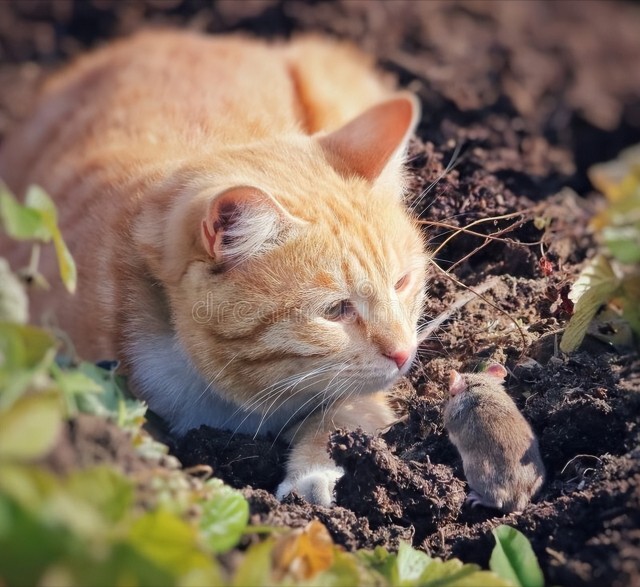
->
xmin=276 ymin=466 xmax=344 ymax=507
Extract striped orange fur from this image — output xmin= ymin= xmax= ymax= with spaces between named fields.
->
xmin=0 ymin=30 xmax=428 ymax=505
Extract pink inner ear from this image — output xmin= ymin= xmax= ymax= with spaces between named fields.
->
xmin=200 ymin=186 xmax=276 ymax=262
xmin=318 ymin=94 xmax=419 ymax=182
xmin=485 ymin=363 xmax=508 ymax=380
xmin=448 ymin=370 xmax=467 ymax=396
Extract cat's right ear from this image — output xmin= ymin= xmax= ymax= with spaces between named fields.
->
xmin=200 ymin=186 xmax=299 ymax=267
xmin=318 ymin=93 xmax=420 ymax=183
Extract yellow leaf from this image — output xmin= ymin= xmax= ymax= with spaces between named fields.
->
xmin=24 ymin=186 xmax=76 ymax=293
xmin=560 ymin=255 xmax=622 ymax=353
xmin=51 ymin=229 xmax=77 ymax=294
xmin=0 ymin=393 xmax=62 ymax=460
xmin=273 ymin=520 xmax=335 ymax=581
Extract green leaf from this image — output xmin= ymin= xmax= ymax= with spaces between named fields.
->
xmin=603 ymin=225 xmax=640 ymax=264
xmin=0 ymin=393 xmax=62 ymax=460
xmin=357 ymin=546 xmax=397 ymax=582
xmin=129 ymin=509 xmax=220 ymax=578
xmin=358 ymin=544 xmax=511 ymax=587
xmin=560 ymin=255 xmax=622 ymax=353
xmin=65 ymin=467 xmax=134 ymax=525
xmin=25 ymin=186 xmax=77 ymax=293
xmin=200 ymin=479 xmax=249 ymax=553
xmin=311 ymin=549 xmax=363 ymax=587
xmin=0 ymin=322 xmax=56 ymax=408
xmin=0 ymin=188 xmax=51 ymax=241
xmin=0 ymin=259 xmax=28 ymax=324
xmin=418 ymin=559 xmax=509 ymax=587
xmin=75 ymin=362 xmax=145 ymax=426
xmin=232 ymin=538 xmax=274 ymax=587
xmin=53 ymin=366 xmax=105 ymax=396
xmin=0 ymin=492 xmax=71 ymax=586
xmin=490 ymin=526 xmax=544 ymax=587
xmin=52 ymin=229 xmax=77 ymax=293
xmin=394 ymin=542 xmax=434 ymax=585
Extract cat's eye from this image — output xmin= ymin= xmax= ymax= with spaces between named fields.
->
xmin=394 ymin=274 xmax=409 ymax=292
xmin=324 ymin=299 xmax=354 ymax=321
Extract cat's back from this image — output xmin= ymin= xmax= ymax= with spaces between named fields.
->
xmin=0 ymin=30 xmax=388 ymax=194
xmin=0 ymin=31 xmax=295 ymax=192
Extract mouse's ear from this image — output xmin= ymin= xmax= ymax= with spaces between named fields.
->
xmin=485 ymin=363 xmax=508 ymax=380
xmin=448 ymin=370 xmax=467 ymax=396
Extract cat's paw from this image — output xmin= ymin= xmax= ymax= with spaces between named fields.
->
xmin=276 ymin=466 xmax=344 ymax=507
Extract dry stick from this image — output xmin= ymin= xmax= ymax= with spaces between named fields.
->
xmin=418 ymin=218 xmax=542 ymax=247
xmin=416 ymin=207 xmax=541 ymax=351
xmin=421 ymin=265 xmax=528 ymax=354
xmin=428 ymin=206 xmax=544 ymax=259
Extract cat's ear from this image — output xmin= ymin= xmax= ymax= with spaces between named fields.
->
xmin=200 ymin=186 xmax=299 ymax=266
xmin=318 ymin=93 xmax=420 ymax=183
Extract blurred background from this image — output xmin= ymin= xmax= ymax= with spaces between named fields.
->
xmin=1 ymin=0 xmax=639 ymax=197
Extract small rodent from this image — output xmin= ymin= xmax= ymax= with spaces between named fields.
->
xmin=443 ymin=363 xmax=545 ymax=513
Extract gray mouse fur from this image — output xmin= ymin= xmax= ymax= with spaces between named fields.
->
xmin=443 ymin=363 xmax=545 ymax=513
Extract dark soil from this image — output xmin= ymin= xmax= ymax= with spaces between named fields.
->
xmin=2 ymin=1 xmax=640 ymax=586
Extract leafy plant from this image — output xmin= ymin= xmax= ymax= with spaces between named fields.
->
xmin=560 ymin=145 xmax=640 ymax=352
xmin=490 ymin=526 xmax=544 ymax=587
xmin=0 ymin=183 xmax=76 ymax=292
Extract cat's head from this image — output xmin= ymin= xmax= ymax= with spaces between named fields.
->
xmin=163 ymin=95 xmax=428 ymax=426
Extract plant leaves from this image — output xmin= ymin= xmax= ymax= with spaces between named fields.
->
xmin=0 ymin=187 xmax=51 ymax=241
xmin=394 ymin=542 xmax=433 ymax=585
xmin=490 ymin=526 xmax=544 ymax=587
xmin=129 ymin=509 xmax=219 ymax=578
xmin=560 ymin=255 xmax=622 ymax=353
xmin=65 ymin=467 xmax=134 ymax=525
xmin=0 ymin=259 xmax=28 ymax=324
xmin=200 ymin=480 xmax=249 ymax=553
xmin=0 ymin=322 xmax=57 ymax=408
xmin=0 ymin=393 xmax=62 ymax=460
xmin=603 ymin=225 xmax=640 ymax=264
xmin=25 ymin=186 xmax=77 ymax=293
xmin=231 ymin=538 xmax=273 ymax=587
xmin=272 ymin=520 xmax=335 ymax=582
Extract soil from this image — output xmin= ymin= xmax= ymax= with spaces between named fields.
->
xmin=1 ymin=1 xmax=639 ymax=586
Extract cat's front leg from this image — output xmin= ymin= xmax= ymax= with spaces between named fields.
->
xmin=276 ymin=391 xmax=394 ymax=506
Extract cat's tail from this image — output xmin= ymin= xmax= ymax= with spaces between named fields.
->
xmin=283 ymin=34 xmax=394 ymax=134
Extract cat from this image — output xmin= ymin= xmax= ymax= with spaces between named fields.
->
xmin=0 ymin=30 xmax=428 ymax=505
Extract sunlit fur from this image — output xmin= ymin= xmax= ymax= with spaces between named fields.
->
xmin=0 ymin=30 xmax=428 ymax=499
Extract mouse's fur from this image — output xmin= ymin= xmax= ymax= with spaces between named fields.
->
xmin=444 ymin=366 xmax=545 ymax=513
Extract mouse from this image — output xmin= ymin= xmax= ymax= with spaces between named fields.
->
xmin=443 ymin=363 xmax=545 ymax=513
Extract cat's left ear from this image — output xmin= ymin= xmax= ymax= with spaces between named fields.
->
xmin=318 ymin=93 xmax=420 ymax=183
xmin=201 ymin=186 xmax=300 ymax=266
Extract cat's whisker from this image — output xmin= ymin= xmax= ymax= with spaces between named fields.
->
xmin=253 ymin=364 xmax=340 ymax=439
xmin=259 ymin=363 xmax=337 ymax=422
xmin=270 ymin=364 xmax=352 ymax=447
xmin=196 ymin=352 xmax=240 ymax=404
xmin=226 ymin=364 xmax=336 ymax=438
xmin=319 ymin=375 xmax=360 ymax=432
xmin=409 ymin=141 xmax=463 ymax=212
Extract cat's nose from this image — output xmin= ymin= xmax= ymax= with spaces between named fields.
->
xmin=384 ymin=349 xmax=411 ymax=370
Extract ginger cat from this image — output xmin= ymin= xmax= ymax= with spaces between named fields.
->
xmin=0 ymin=30 xmax=428 ymax=505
